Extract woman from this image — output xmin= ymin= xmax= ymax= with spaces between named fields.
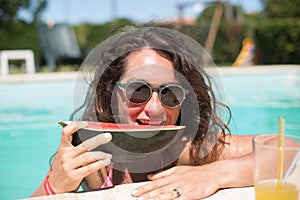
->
xmin=31 ymin=27 xmax=254 ymax=199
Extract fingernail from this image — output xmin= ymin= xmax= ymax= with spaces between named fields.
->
xmin=106 ymin=153 xmax=112 ymax=159
xmin=103 ymin=133 xmax=112 ymax=140
xmin=131 ymin=189 xmax=139 ymax=196
xmin=103 ymin=158 xmax=111 ymax=165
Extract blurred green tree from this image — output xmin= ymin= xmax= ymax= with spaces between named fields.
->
xmin=0 ymin=0 xmax=48 ymax=71
xmin=254 ymin=0 xmax=300 ymax=64
xmin=261 ymin=0 xmax=300 ymax=18
xmin=74 ymin=19 xmax=139 ymax=53
xmin=195 ymin=3 xmax=247 ymax=65
xmin=0 ymin=0 xmax=47 ymax=25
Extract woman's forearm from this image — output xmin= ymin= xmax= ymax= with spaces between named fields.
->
xmin=30 ymin=180 xmax=46 ymax=197
xmin=218 ymin=152 xmax=254 ymax=188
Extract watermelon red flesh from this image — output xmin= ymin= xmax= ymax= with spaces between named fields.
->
xmin=87 ymin=121 xmax=179 ymax=131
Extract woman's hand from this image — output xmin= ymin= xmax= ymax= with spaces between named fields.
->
xmin=132 ymin=154 xmax=253 ymax=200
xmin=48 ymin=121 xmax=112 ymax=193
xmin=131 ymin=165 xmax=222 ymax=200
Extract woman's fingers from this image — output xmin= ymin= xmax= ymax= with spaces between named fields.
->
xmin=49 ymin=122 xmax=114 ymax=193
xmin=131 ymin=181 xmax=181 ymax=200
xmin=148 ymin=167 xmax=176 ymax=180
xmin=60 ymin=121 xmax=112 ymax=157
xmin=89 ymin=151 xmax=112 ymax=160
xmin=80 ymin=132 xmax=112 ymax=151
xmin=70 ymin=151 xmax=112 ymax=169
xmin=69 ymin=132 xmax=112 ymax=157
xmin=60 ymin=121 xmax=88 ymax=147
xmin=76 ymin=158 xmax=111 ymax=178
xmin=131 ymin=170 xmax=174 ymax=198
xmin=132 ymin=165 xmax=222 ymax=200
xmin=69 ymin=132 xmax=112 ymax=168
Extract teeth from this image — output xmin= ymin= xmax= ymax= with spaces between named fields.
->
xmin=139 ymin=119 xmax=164 ymax=125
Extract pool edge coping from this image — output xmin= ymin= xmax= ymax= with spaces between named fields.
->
xmin=1 ymin=65 xmax=299 ymax=83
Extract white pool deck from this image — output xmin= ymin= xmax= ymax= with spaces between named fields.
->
xmin=23 ymin=183 xmax=254 ymax=200
xmin=1 ymin=65 xmax=299 ymax=83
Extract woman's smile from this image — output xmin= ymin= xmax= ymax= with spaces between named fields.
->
xmin=136 ymin=119 xmax=166 ymax=126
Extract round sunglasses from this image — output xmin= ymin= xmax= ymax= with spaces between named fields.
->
xmin=116 ymin=80 xmax=189 ymax=108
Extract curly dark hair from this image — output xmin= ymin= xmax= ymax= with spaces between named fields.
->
xmin=71 ymin=26 xmax=231 ymax=166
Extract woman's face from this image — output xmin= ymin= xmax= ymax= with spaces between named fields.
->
xmin=117 ymin=49 xmax=181 ymax=126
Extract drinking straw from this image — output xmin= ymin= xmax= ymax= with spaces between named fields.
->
xmin=282 ymin=149 xmax=300 ymax=184
xmin=277 ymin=116 xmax=285 ymax=188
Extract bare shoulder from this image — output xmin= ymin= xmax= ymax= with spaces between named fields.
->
xmin=225 ymin=134 xmax=255 ymax=144
xmin=221 ymin=134 xmax=257 ymax=159
xmin=177 ymin=134 xmax=258 ymax=164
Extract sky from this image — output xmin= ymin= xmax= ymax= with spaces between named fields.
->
xmin=38 ymin=0 xmax=263 ymax=25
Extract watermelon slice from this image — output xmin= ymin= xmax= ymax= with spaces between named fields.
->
xmin=58 ymin=121 xmax=185 ymax=132
xmin=58 ymin=121 xmax=186 ymax=163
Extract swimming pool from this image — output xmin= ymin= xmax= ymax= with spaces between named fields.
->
xmin=222 ymin=68 xmax=300 ymax=135
xmin=0 ymin=67 xmax=299 ymax=199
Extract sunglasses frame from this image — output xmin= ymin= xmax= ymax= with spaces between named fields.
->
xmin=116 ymin=80 xmax=189 ymax=108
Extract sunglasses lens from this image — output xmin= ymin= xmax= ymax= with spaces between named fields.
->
xmin=126 ymin=82 xmax=151 ymax=104
xmin=161 ymin=85 xmax=185 ymax=107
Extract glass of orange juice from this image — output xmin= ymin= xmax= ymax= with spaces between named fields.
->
xmin=253 ymin=134 xmax=300 ymax=200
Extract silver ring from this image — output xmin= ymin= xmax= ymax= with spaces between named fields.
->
xmin=173 ymin=188 xmax=181 ymax=198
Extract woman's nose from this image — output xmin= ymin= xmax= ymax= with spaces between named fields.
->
xmin=145 ymin=92 xmax=166 ymax=119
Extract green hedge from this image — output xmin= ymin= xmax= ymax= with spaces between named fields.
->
xmin=0 ymin=23 xmax=40 ymax=62
xmin=73 ymin=19 xmax=139 ymax=56
xmin=0 ymin=19 xmax=137 ymax=69
xmin=2 ymin=18 xmax=299 ymax=68
xmin=254 ymin=18 xmax=300 ymax=64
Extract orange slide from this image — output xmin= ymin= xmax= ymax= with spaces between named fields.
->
xmin=232 ymin=37 xmax=256 ymax=67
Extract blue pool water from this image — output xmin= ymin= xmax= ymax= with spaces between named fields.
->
xmin=224 ymin=72 xmax=300 ymax=135
xmin=0 ymin=71 xmax=299 ymax=199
